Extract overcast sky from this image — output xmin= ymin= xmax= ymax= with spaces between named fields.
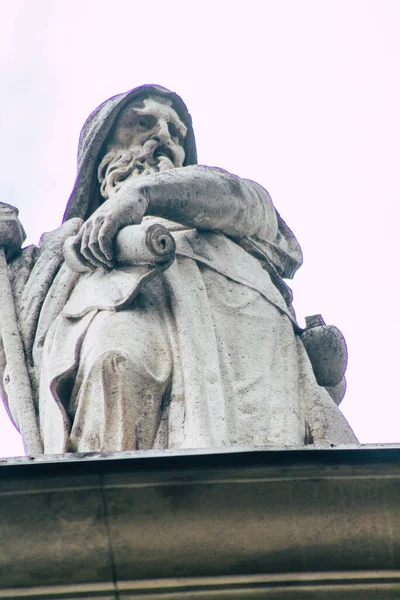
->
xmin=1 ymin=0 xmax=400 ymax=457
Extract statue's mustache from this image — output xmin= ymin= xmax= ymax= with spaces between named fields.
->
xmin=135 ymin=139 xmax=176 ymax=165
xmin=153 ymin=145 xmax=175 ymax=163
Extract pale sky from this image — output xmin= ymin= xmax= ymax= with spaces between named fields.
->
xmin=1 ymin=0 xmax=400 ymax=457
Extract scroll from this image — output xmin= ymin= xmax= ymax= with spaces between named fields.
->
xmin=63 ymin=223 xmax=176 ymax=318
xmin=115 ymin=222 xmax=176 ymax=266
xmin=64 ymin=222 xmax=176 ymax=273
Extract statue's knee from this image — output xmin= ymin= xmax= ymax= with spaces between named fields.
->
xmin=91 ymin=349 xmax=134 ymax=377
xmin=88 ymin=348 xmax=168 ymax=381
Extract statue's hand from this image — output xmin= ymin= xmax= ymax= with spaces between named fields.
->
xmin=69 ymin=187 xmax=149 ymax=270
xmin=0 ymin=202 xmax=26 ymax=261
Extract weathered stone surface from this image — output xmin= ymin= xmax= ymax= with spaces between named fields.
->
xmin=1 ymin=447 xmax=400 ymax=598
xmin=0 ymin=85 xmax=357 ymax=454
xmin=301 ymin=314 xmax=348 ymax=388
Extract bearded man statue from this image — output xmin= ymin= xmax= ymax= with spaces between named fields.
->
xmin=0 ymin=85 xmax=357 ymax=454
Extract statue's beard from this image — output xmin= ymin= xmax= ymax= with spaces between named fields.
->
xmin=98 ymin=139 xmax=177 ymax=200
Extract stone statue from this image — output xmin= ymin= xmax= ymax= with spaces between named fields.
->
xmin=0 ymin=84 xmax=357 ymax=455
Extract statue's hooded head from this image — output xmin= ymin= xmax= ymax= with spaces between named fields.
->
xmin=63 ymin=85 xmax=197 ymax=222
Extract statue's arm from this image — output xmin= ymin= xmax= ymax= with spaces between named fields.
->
xmin=72 ymin=165 xmax=280 ymax=270
xmin=141 ymin=165 xmax=278 ymax=241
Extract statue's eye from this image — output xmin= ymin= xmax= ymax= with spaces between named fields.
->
xmin=138 ymin=118 xmax=150 ymax=129
xmin=136 ymin=115 xmax=155 ymax=130
xmin=168 ymin=123 xmax=179 ymax=138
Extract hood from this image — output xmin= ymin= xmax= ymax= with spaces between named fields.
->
xmin=63 ymin=84 xmax=197 ymax=222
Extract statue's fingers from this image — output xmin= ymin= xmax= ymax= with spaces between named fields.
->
xmin=98 ymin=219 xmax=118 ymax=262
xmin=88 ymin=219 xmax=114 ymax=268
xmin=80 ymin=222 xmax=91 ymax=252
xmin=80 ymin=245 xmax=105 ymax=269
xmin=80 ymin=222 xmax=108 ymax=269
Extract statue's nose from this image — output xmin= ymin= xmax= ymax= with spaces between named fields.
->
xmin=151 ymin=118 xmax=171 ymax=144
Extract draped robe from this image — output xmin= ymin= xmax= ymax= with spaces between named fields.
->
xmin=0 ymin=85 xmax=357 ymax=453
xmin=0 ymin=187 xmax=357 ymax=452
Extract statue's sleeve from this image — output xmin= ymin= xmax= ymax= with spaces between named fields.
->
xmin=142 ymin=165 xmax=304 ymax=280
xmin=226 ymin=176 xmax=303 ymax=280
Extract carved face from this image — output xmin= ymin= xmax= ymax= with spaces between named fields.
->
xmin=98 ymin=96 xmax=187 ymax=199
xmin=108 ymin=95 xmax=187 ymax=167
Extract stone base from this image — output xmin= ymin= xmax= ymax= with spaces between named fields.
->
xmin=1 ymin=445 xmax=400 ymax=599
